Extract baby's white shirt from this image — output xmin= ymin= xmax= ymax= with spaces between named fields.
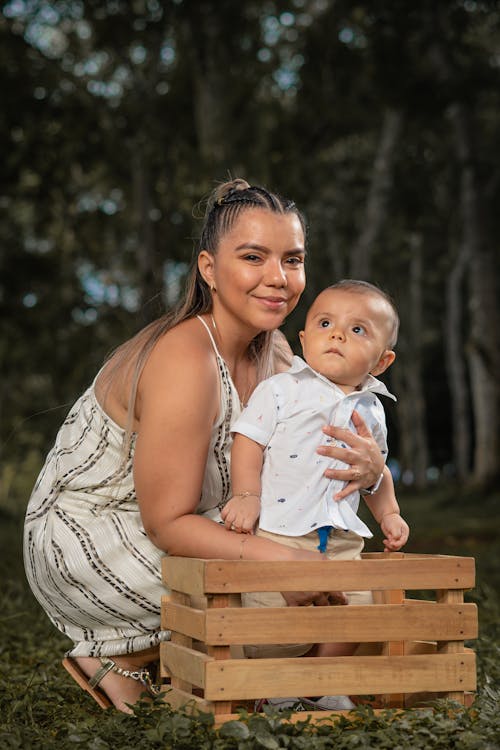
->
xmin=232 ymin=356 xmax=396 ymax=537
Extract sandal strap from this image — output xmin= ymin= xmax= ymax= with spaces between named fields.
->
xmin=89 ymin=657 xmax=161 ymax=696
xmin=88 ymin=659 xmax=116 ymax=689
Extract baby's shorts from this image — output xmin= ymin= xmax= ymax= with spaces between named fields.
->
xmin=242 ymin=527 xmax=373 ymax=659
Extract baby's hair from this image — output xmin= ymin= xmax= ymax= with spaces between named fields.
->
xmin=325 ymin=279 xmax=399 ymax=348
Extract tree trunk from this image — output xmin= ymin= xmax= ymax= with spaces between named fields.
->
xmin=392 ymin=235 xmax=428 ymax=489
xmin=444 ymin=245 xmax=470 ymax=480
xmin=430 ymin=23 xmax=500 ymax=483
xmin=181 ymin=4 xmax=229 ymax=170
xmin=349 ymin=108 xmax=404 ymax=279
xmin=132 ymin=148 xmax=160 ymax=324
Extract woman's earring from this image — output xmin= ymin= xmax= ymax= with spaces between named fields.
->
xmin=211 ymin=284 xmax=216 ymax=293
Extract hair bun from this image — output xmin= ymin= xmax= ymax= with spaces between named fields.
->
xmin=208 ymin=178 xmax=251 ymax=212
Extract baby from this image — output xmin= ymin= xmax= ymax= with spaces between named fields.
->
xmin=222 ymin=279 xmax=409 ymax=674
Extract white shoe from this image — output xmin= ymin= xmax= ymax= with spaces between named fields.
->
xmin=255 ymin=695 xmax=355 ymax=712
xmin=255 ymin=696 xmax=301 ymax=711
xmin=313 ymin=695 xmax=356 ymax=710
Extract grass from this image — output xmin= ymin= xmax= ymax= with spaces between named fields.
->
xmin=1 ymin=484 xmax=499 ymax=749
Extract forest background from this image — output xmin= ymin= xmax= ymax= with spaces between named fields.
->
xmin=1 ymin=2 xmax=500 ymax=746
xmin=2 ymin=0 xmax=500 ymax=500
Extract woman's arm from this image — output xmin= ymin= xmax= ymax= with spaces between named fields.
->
xmin=132 ymin=320 xmax=326 ymax=566
xmin=318 ymin=410 xmax=385 ymax=501
xmin=133 ymin=321 xmax=219 ymax=551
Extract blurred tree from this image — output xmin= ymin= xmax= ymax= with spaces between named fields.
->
xmin=1 ymin=0 xmax=499 ymax=506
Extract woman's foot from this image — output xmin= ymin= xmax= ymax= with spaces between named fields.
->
xmin=73 ymin=647 xmax=159 ymax=713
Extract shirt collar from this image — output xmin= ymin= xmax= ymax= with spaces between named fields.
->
xmin=288 ymin=355 xmax=396 ymax=401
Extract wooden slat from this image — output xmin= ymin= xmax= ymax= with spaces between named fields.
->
xmin=436 ymin=589 xmax=466 ymax=704
xmin=404 ymin=640 xmax=436 ymax=655
xmin=162 ymin=557 xmax=208 ymax=595
xmin=162 ymin=642 xmax=211 ymax=688
xmin=162 ymin=555 xmax=475 ymax=594
xmin=380 ymin=586 xmax=405 ymax=707
xmin=211 ymin=709 xmax=358 ymax=726
xmin=197 ymin=603 xmax=477 ymax=644
xmin=160 ymin=595 xmax=172 ymax=679
xmin=164 ymin=601 xmax=206 ymax=641
xmin=160 ymin=685 xmax=214 ymax=714
xmin=206 ymin=594 xmax=232 ymax=715
xmin=203 ymin=653 xmax=476 ymax=700
xmin=169 ymin=591 xmax=192 ymax=691
xmin=192 ymin=557 xmax=475 ymax=593
xmin=160 ymin=595 xmax=170 ymax=630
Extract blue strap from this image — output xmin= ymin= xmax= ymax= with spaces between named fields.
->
xmin=316 ymin=525 xmax=333 ymax=553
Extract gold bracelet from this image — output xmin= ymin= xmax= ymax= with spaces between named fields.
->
xmin=239 ymin=536 xmax=249 ymax=559
xmin=233 ymin=491 xmax=261 ymax=500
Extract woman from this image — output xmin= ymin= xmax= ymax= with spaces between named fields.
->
xmin=24 ymin=179 xmax=385 ymax=712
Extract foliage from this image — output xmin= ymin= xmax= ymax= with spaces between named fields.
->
xmin=1 ymin=486 xmax=499 ymax=749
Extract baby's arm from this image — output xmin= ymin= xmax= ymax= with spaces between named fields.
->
xmin=221 ymin=433 xmax=264 ymax=534
xmin=363 ymin=466 xmax=410 ymax=551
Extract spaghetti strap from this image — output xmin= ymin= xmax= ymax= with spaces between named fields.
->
xmin=197 ymin=315 xmax=221 ymax=357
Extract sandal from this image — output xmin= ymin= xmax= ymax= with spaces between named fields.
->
xmin=62 ymin=656 xmax=161 ymax=710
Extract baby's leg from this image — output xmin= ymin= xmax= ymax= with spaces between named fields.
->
xmin=242 ymin=530 xmax=312 ymax=659
xmin=313 ymin=529 xmax=372 ymax=657
xmin=310 ymin=641 xmax=358 ymax=657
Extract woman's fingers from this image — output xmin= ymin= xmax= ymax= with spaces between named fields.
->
xmin=318 ymin=410 xmax=384 ymax=497
xmin=281 ymin=590 xmax=348 ymax=607
xmin=350 ymin=409 xmax=372 ymax=437
xmin=327 ymin=591 xmax=348 ymax=605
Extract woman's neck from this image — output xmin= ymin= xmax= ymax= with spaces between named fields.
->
xmin=207 ymin=310 xmax=257 ymax=370
xmin=206 ymin=310 xmax=259 ymax=405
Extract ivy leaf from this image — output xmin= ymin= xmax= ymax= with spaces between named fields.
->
xmin=218 ymin=720 xmax=251 ymax=740
xmin=254 ymin=732 xmax=280 ymax=749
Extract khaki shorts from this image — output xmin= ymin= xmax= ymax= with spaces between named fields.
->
xmin=243 ymin=527 xmax=373 ymax=659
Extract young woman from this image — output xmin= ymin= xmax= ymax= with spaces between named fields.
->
xmin=24 ymin=179 xmax=386 ymax=712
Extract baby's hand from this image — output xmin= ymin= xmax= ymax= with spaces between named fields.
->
xmin=380 ymin=513 xmax=410 ymax=551
xmin=221 ymin=494 xmax=261 ymax=534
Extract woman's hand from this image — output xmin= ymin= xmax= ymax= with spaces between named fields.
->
xmin=282 ymin=589 xmax=348 ymax=607
xmin=279 ymin=547 xmax=348 ymax=607
xmin=317 ymin=410 xmax=384 ymax=501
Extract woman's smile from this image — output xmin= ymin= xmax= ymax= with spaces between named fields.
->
xmin=253 ymin=294 xmax=289 ymax=310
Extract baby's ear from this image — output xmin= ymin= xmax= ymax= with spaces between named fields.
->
xmin=371 ymin=350 xmax=396 ymax=377
xmin=298 ymin=330 xmax=305 ymax=350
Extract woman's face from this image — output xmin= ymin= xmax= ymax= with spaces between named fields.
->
xmin=200 ymin=208 xmax=306 ymax=335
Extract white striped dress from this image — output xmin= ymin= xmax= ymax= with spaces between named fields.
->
xmin=23 ymin=318 xmax=240 ymax=657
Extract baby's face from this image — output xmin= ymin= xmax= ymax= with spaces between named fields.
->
xmin=299 ymin=289 xmax=395 ymax=392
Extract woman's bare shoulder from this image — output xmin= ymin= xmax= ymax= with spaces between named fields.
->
xmin=95 ymin=316 xmax=217 ymax=428
xmin=146 ymin=316 xmax=215 ymax=371
xmin=137 ymin=317 xmax=219 ymax=411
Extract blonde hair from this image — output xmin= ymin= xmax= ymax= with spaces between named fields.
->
xmin=106 ymin=178 xmax=306 ymax=446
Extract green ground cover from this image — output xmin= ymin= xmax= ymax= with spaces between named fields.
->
xmin=1 ymin=486 xmax=499 ymax=749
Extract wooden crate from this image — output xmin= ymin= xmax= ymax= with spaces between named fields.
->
xmin=160 ymin=552 xmax=477 ymax=723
